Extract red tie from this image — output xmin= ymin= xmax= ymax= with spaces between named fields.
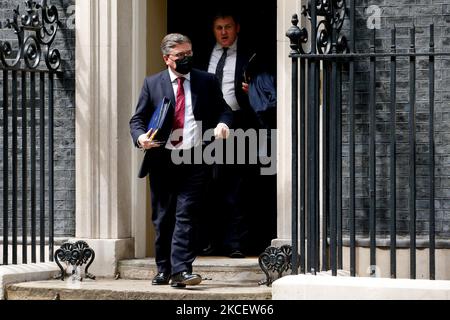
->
xmin=172 ymin=77 xmax=185 ymax=146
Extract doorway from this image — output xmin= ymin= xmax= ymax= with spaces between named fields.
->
xmin=167 ymin=0 xmax=278 ymax=255
xmin=167 ymin=0 xmax=277 ymax=75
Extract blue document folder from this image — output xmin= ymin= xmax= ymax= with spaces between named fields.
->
xmin=146 ymin=96 xmax=174 ymax=143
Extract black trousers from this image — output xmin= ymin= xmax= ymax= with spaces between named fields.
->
xmin=216 ymin=163 xmax=249 ymax=252
xmin=199 ymin=110 xmax=258 ymax=254
xmin=149 ymin=147 xmax=207 ymax=275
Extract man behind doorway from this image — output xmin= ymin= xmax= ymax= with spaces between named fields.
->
xmin=195 ymin=11 xmax=260 ymax=258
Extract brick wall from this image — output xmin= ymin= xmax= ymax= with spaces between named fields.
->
xmin=0 ymin=0 xmax=75 ymax=238
xmin=341 ymin=0 xmax=450 ymax=238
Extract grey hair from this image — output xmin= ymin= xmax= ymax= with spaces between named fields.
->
xmin=160 ymin=33 xmax=192 ymax=56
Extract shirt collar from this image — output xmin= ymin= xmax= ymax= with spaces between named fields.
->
xmin=168 ymin=67 xmax=191 ymax=83
xmin=214 ymin=37 xmax=238 ymax=53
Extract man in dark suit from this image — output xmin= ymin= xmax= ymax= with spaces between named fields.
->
xmin=129 ymin=33 xmax=232 ymax=288
xmin=195 ymin=11 xmax=259 ymax=258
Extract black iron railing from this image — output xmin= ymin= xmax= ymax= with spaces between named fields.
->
xmin=1 ymin=0 xmax=61 ymax=265
xmin=287 ymin=0 xmax=450 ymax=280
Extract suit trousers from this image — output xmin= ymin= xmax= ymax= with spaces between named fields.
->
xmin=200 ymin=110 xmax=257 ymax=254
xmin=149 ymin=147 xmax=207 ymax=275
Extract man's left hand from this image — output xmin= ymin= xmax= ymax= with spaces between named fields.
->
xmin=214 ymin=123 xmax=230 ymax=139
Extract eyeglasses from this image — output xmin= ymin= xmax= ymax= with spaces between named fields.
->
xmin=169 ymin=50 xmax=193 ymax=59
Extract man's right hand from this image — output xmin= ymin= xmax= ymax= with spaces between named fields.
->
xmin=138 ymin=130 xmax=163 ymax=150
xmin=242 ymin=81 xmax=249 ymax=94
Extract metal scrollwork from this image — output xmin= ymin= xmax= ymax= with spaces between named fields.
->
xmin=317 ymin=20 xmax=332 ymax=54
xmin=332 ymin=0 xmax=346 ymax=31
xmin=0 ymin=0 xmax=61 ymax=71
xmin=287 ymin=0 xmax=348 ymax=55
xmin=54 ymin=241 xmax=96 ymax=281
xmin=258 ymin=245 xmax=295 ymax=287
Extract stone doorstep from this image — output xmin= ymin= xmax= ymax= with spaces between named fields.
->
xmin=118 ymin=257 xmax=266 ymax=282
xmin=0 ymin=263 xmax=61 ymax=300
xmin=4 ymin=257 xmax=272 ymax=300
xmin=6 ymin=278 xmax=272 ymax=300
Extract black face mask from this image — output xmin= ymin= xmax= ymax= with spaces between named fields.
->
xmin=174 ymin=55 xmax=193 ymax=75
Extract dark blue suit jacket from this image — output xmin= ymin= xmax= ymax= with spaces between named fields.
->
xmin=129 ymin=68 xmax=233 ymax=178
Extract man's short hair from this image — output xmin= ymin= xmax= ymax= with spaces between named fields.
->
xmin=160 ymin=33 xmax=192 ymax=56
xmin=212 ymin=10 xmax=240 ymax=26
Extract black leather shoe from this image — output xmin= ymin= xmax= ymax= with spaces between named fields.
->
xmin=170 ymin=271 xmax=202 ymax=288
xmin=229 ymin=249 xmax=245 ymax=258
xmin=201 ymin=244 xmax=216 ymax=256
xmin=152 ymin=272 xmax=171 ymax=285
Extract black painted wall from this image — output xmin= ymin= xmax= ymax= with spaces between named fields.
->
xmin=0 ymin=0 xmax=75 ymax=238
xmin=340 ymin=0 xmax=450 ymax=239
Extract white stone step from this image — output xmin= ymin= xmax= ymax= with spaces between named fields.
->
xmin=5 ymin=257 xmax=274 ymax=300
xmin=117 ymin=257 xmax=265 ymax=283
xmin=6 ymin=278 xmax=272 ymax=300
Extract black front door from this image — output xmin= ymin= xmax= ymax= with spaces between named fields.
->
xmin=167 ymin=0 xmax=277 ymax=255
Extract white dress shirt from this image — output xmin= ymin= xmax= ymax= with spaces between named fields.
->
xmin=165 ymin=68 xmax=201 ymax=150
xmin=208 ymin=39 xmax=241 ymax=111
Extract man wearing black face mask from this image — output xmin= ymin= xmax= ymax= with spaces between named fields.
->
xmin=129 ymin=33 xmax=233 ymax=288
